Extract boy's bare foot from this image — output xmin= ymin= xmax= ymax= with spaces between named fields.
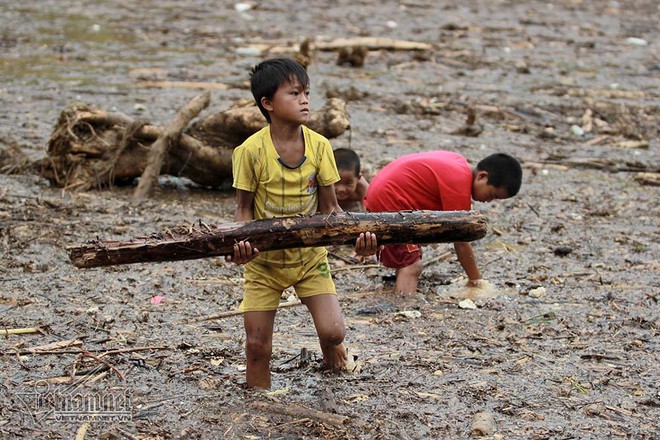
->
xmin=394 ymin=290 xmax=427 ymax=307
xmin=321 ymin=342 xmax=348 ymax=371
xmin=321 ymin=344 xmax=361 ymax=373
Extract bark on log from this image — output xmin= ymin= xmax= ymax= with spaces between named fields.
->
xmin=68 ymin=210 xmax=487 ymax=268
xmin=134 ymin=91 xmax=211 ymax=199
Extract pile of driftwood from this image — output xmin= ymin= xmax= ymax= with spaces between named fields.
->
xmin=37 ymin=92 xmax=351 ymax=196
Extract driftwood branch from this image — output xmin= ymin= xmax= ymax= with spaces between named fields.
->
xmin=633 ymin=172 xmax=660 ymax=186
xmin=136 ymin=80 xmax=230 ymax=90
xmin=260 ymin=36 xmax=432 ymax=54
xmin=68 ymin=210 xmax=487 ymax=268
xmin=134 ymin=91 xmax=211 ymax=199
xmin=0 ymin=345 xmax=171 ymax=357
xmin=523 ymin=157 xmax=657 ymax=173
xmin=314 ymin=36 xmax=432 ymax=51
xmin=186 ymin=300 xmax=302 ymax=323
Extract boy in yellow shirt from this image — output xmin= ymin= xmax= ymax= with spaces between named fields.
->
xmin=228 ymin=58 xmax=378 ymax=389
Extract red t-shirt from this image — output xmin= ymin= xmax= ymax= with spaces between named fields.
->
xmin=364 ymin=151 xmax=473 ymax=212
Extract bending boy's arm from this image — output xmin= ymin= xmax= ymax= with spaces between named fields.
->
xmin=357 ymin=176 xmax=369 ymax=199
xmin=226 ymin=189 xmax=258 ymax=264
xmin=357 ymin=176 xmax=369 ymax=210
xmin=454 ymin=242 xmax=482 ymax=283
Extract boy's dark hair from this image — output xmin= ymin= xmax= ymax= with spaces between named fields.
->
xmin=476 ymin=153 xmax=523 ymax=197
xmin=250 ymin=58 xmax=309 ymax=123
xmin=333 ymin=148 xmax=361 ymax=176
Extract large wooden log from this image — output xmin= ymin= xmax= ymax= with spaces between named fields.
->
xmin=68 ymin=210 xmax=487 ymax=268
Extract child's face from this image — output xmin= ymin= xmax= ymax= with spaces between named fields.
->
xmin=335 ymin=169 xmax=360 ymax=201
xmin=472 ymin=171 xmax=510 ymax=203
xmin=262 ymin=77 xmax=311 ymax=124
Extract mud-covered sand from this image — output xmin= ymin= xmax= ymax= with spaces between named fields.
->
xmin=1 ymin=1 xmax=658 ymax=438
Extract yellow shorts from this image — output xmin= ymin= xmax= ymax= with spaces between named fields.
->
xmin=239 ymin=252 xmax=336 ymax=312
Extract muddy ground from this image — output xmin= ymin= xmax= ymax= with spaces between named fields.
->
xmin=1 ymin=1 xmax=658 ymax=439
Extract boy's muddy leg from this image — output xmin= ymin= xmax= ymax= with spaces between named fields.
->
xmin=243 ymin=310 xmax=277 ymax=388
xmin=394 ymin=259 xmax=423 ymax=294
xmin=301 ymin=294 xmax=348 ymax=369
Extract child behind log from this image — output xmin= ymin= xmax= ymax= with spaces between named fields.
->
xmin=333 ymin=148 xmax=369 ymax=212
xmin=364 ymin=150 xmax=522 ymax=295
xmin=226 ymin=58 xmax=378 ymax=389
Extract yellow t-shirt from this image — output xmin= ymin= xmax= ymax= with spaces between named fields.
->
xmin=232 ymin=125 xmax=340 ymax=267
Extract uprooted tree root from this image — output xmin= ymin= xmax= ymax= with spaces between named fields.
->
xmin=37 ymin=97 xmax=351 ymax=192
xmin=0 ymin=142 xmax=33 ymax=175
xmin=39 ymin=102 xmax=152 ymax=191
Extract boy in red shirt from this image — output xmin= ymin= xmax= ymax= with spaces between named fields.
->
xmin=364 ymin=151 xmax=522 ymax=294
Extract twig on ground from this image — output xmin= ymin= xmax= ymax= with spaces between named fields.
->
xmin=250 ymin=401 xmax=350 ymax=427
xmin=423 ymin=251 xmax=453 ymax=268
xmin=187 ymin=300 xmax=302 ymax=323
xmin=331 ymin=264 xmax=381 ymax=273
xmin=74 ymin=422 xmax=91 ymax=440
xmin=185 ymin=288 xmax=396 ymax=323
xmin=115 ymin=427 xmax=140 ymax=440
xmin=526 ymin=202 xmax=541 ymax=217
xmin=81 ymin=351 xmax=125 ymax=381
xmin=1 ymin=327 xmax=43 ymax=336
xmin=1 ymin=345 xmax=171 ymax=356
xmin=328 ymin=252 xmax=358 ymax=265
